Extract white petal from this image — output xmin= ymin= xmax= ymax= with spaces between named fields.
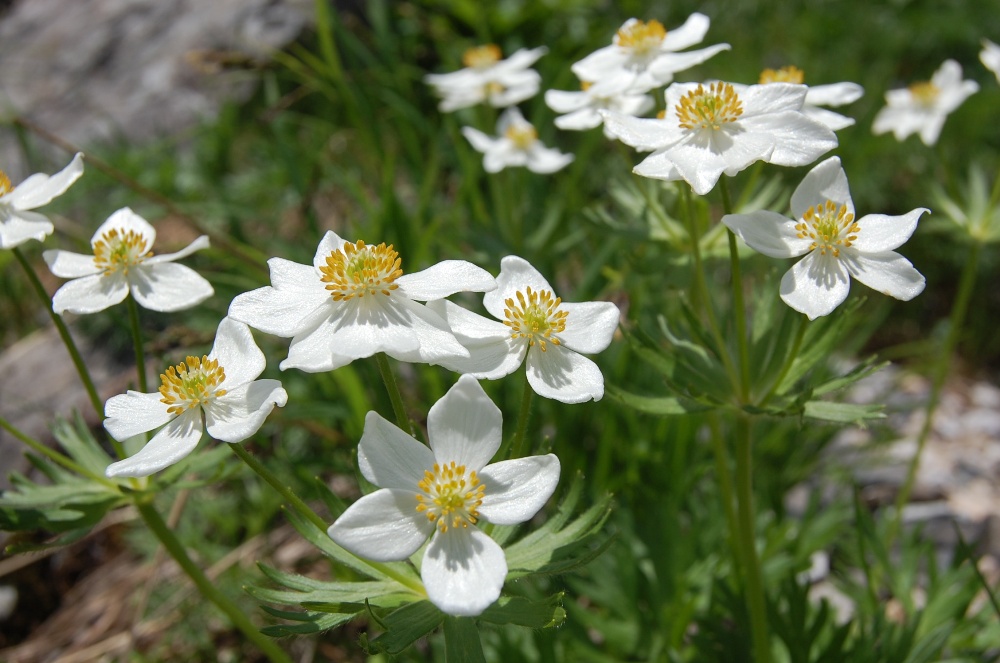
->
xmin=228 ymin=259 xmax=330 ymax=337
xmin=313 ymin=231 xmax=349 ymax=271
xmin=743 ymin=112 xmax=838 ymax=167
xmin=488 ymin=78 xmax=541 ymax=108
xmin=803 ymin=106 xmax=856 ymax=132
xmin=601 ymin=112 xmax=680 ymax=151
xmin=526 ymin=344 xmax=605 ymax=403
xmin=478 ymin=454 xmax=560 ymax=525
xmin=791 ymin=156 xmax=852 ymax=219
xmin=0 ymin=211 xmax=54 ymax=248
xmin=723 ymin=211 xmax=812 ymax=259
xmin=555 ymin=108 xmax=604 ymax=131
xmin=144 ymin=235 xmax=210 ymax=265
xmin=557 ymin=301 xmax=619 ymax=354
xmin=421 ymin=527 xmax=506 ymax=617
xmin=852 ymin=208 xmax=928 ymax=253
xmin=779 ymin=252 xmax=850 ymax=320
xmin=917 ymin=115 xmax=948 ymax=147
xmin=396 ymin=260 xmax=496 ymax=301
xmin=358 ymin=410 xmax=434 ymax=489
xmin=493 ymin=47 xmax=547 ymax=73
xmin=545 ymin=89 xmax=591 ymax=114
xmin=129 ymin=263 xmax=213 ymax=312
xmin=659 ymin=12 xmax=710 ymax=51
xmin=462 ymin=127 xmax=498 ymax=154
xmin=805 ymin=82 xmax=864 ymax=107
xmin=280 ymin=311 xmax=357 ymax=373
xmin=5 ymin=153 xmax=84 ymax=210
xmin=328 ymin=489 xmax=435 ymax=562
xmin=43 ymin=249 xmax=99 ymax=278
xmin=91 ymin=208 xmax=155 ymax=245
xmin=51 ymin=273 xmax=129 ymax=315
xmin=571 ymin=46 xmax=628 ymax=83
xmin=424 ymin=300 xmax=525 ymax=379
xmin=204 ymin=380 xmax=287 ymax=443
xmin=105 ymin=410 xmax=203 ymax=478
xmin=483 ymin=256 xmax=554 ymax=320
xmin=526 ymin=146 xmax=574 ymax=174
xmin=428 ymin=375 xmax=502 ymax=472
xmin=209 ymin=318 xmax=265 ymax=387
xmin=104 ymin=391 xmax=174 ymax=440
xmin=842 ymin=250 xmax=925 ymax=301
xmin=647 ymin=43 xmax=731 ymax=82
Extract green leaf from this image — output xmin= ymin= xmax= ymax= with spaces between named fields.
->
xmin=478 ymin=593 xmax=566 ymax=629
xmin=368 ymin=601 xmax=444 ymax=655
xmin=803 ymin=400 xmax=884 ymax=424
xmin=443 ymin=616 xmax=486 ymax=663
xmin=607 ymin=386 xmax=711 ymax=416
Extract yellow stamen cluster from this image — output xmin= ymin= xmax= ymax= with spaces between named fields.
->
xmin=319 ymin=240 xmax=403 ymax=301
xmin=416 ymin=461 xmax=486 ymax=533
xmin=159 ymin=356 xmax=227 ymax=416
xmin=92 ymin=228 xmax=153 ymax=276
xmin=759 ymin=65 xmax=805 ymax=84
xmin=0 ymin=171 xmax=13 ymax=196
xmin=503 ymin=286 xmax=568 ymax=352
xmin=504 ymin=123 xmax=538 ymax=150
xmin=796 ymin=200 xmax=860 ymax=258
xmin=463 ymin=44 xmax=502 ymax=69
xmin=908 ymin=81 xmax=940 ymax=106
xmin=676 ymin=82 xmax=744 ymax=131
xmin=616 ymin=19 xmax=667 ymax=54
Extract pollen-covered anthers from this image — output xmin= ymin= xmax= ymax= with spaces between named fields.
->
xmin=158 ymin=355 xmax=227 ymax=416
xmin=676 ymin=82 xmax=744 ymax=131
xmin=0 ymin=171 xmax=13 ymax=196
xmin=759 ymin=65 xmax=805 ymax=84
xmin=92 ymin=228 xmax=153 ymax=276
xmin=504 ymin=123 xmax=538 ymax=150
xmin=796 ymin=200 xmax=859 ymax=258
xmin=463 ymin=44 xmax=502 ymax=69
xmin=503 ymin=286 xmax=568 ymax=352
xmin=615 ymin=19 xmax=666 ymax=54
xmin=319 ymin=240 xmax=403 ymax=301
xmin=908 ymin=81 xmax=940 ymax=106
xmin=415 ymin=461 xmax=486 ymax=533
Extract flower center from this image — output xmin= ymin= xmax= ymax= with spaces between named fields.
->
xmin=158 ymin=355 xmax=227 ymax=416
xmin=908 ymin=81 xmax=939 ymax=106
xmin=759 ymin=65 xmax=805 ymax=84
xmin=616 ymin=19 xmax=666 ymax=55
xmin=416 ymin=461 xmax=486 ymax=533
xmin=676 ymin=82 xmax=744 ymax=131
xmin=503 ymin=286 xmax=568 ymax=352
xmin=319 ymin=240 xmax=403 ymax=301
xmin=0 ymin=171 xmax=13 ymax=196
xmin=92 ymin=228 xmax=154 ymax=275
xmin=462 ymin=44 xmax=502 ymax=69
xmin=504 ymin=124 xmax=538 ymax=150
xmin=795 ymin=200 xmax=859 ymax=258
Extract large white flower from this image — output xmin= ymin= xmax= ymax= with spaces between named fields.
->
xmin=105 ymin=317 xmax=288 ymax=478
xmin=545 ymin=76 xmax=655 ymax=136
xmin=602 ymin=81 xmax=838 ymax=195
xmin=722 ymin=156 xmax=927 ymax=320
xmin=426 ymin=256 xmax=620 ymax=404
xmin=228 ymin=231 xmax=496 ymax=372
xmin=872 ymin=59 xmax=978 ymax=146
xmin=980 ymin=39 xmax=1000 ymax=84
xmin=424 ymin=45 xmax=546 ymax=112
xmin=756 ymin=66 xmax=864 ymax=131
xmin=462 ymin=108 xmax=574 ymax=174
xmin=44 ymin=207 xmax=213 ymax=315
xmin=0 ymin=152 xmax=84 ymax=249
xmin=328 ymin=375 xmax=560 ymax=617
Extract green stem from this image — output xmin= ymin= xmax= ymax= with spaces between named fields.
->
xmin=0 ymin=416 xmax=118 ymax=488
xmin=720 ymin=180 xmax=751 ymax=402
xmin=375 ymin=352 xmax=411 ymax=434
xmin=734 ymin=415 xmax=771 ymax=663
xmin=757 ymin=314 xmax=808 ymax=407
xmin=708 ymin=415 xmax=743 ymax=577
xmin=127 ymin=295 xmax=149 ymax=394
xmin=508 ymin=370 xmax=535 ymax=459
xmin=134 ymin=501 xmax=293 ymax=663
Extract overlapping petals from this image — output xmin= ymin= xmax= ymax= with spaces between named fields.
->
xmin=545 ymin=77 xmax=655 ymax=136
xmin=425 ymin=46 xmax=546 ymax=112
xmin=981 ymin=39 xmax=1000 ymax=84
xmin=462 ymin=108 xmax=574 ymax=174
xmin=0 ymin=153 xmax=84 ymax=249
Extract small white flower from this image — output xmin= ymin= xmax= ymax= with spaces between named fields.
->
xmin=723 ymin=156 xmax=927 ymax=320
xmin=462 ymin=108 xmax=574 ymax=174
xmin=425 ymin=45 xmax=546 ymax=112
xmin=602 ymin=81 xmax=838 ymax=195
xmin=44 ymin=207 xmax=212 ymax=315
xmin=545 ymin=77 xmax=655 ymax=136
xmin=756 ymin=66 xmax=864 ymax=131
xmin=105 ymin=317 xmax=288 ymax=478
xmin=426 ymin=256 xmax=620 ymax=404
xmin=872 ymin=59 xmax=979 ymax=146
xmin=981 ymin=39 xmax=1000 ymax=84
xmin=228 ymin=231 xmax=496 ymax=372
xmin=0 ymin=153 xmax=84 ymax=249
xmin=328 ymin=374 xmax=560 ymax=617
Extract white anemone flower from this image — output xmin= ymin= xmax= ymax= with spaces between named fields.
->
xmin=602 ymin=81 xmax=838 ymax=195
xmin=105 ymin=318 xmax=288 ymax=478
xmin=722 ymin=156 xmax=927 ymax=320
xmin=0 ymin=152 xmax=84 ymax=249
xmin=872 ymin=59 xmax=979 ymax=146
xmin=426 ymin=256 xmax=620 ymax=404
xmin=44 ymin=207 xmax=212 ymax=315
xmin=462 ymin=108 xmax=574 ymax=174
xmin=980 ymin=39 xmax=1000 ymax=84
xmin=228 ymin=231 xmax=496 ymax=372
xmin=756 ymin=66 xmax=864 ymax=131
xmin=545 ymin=77 xmax=655 ymax=136
xmin=424 ymin=45 xmax=546 ymax=112
xmin=571 ymin=14 xmax=730 ymax=93
xmin=328 ymin=374 xmax=560 ymax=617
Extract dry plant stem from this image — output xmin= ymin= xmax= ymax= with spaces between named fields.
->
xmin=126 ymin=295 xmax=149 ymax=394
xmin=0 ymin=415 xmax=118 ymax=489
xmin=375 ymin=352 xmax=413 ymax=435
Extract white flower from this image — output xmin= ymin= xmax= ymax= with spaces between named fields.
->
xmin=0 ymin=153 xmax=84 ymax=249
xmin=424 ymin=45 xmax=546 ymax=112
xmin=462 ymin=108 xmax=574 ymax=174
xmin=328 ymin=374 xmax=560 ymax=617
xmin=872 ymin=59 xmax=979 ymax=146
xmin=544 ymin=77 xmax=655 ymax=136
xmin=571 ymin=14 xmax=730 ymax=93
xmin=602 ymin=81 xmax=838 ymax=195
xmin=105 ymin=318 xmax=288 ymax=478
xmin=426 ymin=256 xmax=620 ymax=404
xmin=980 ymin=39 xmax=1000 ymax=84
xmin=756 ymin=66 xmax=864 ymax=131
xmin=228 ymin=231 xmax=496 ymax=372
xmin=44 ymin=207 xmax=212 ymax=315
xmin=722 ymin=156 xmax=927 ymax=320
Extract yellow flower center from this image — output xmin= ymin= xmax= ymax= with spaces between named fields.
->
xmin=616 ymin=19 xmax=667 ymax=55
xmin=158 ymin=355 xmax=227 ymax=416
xmin=759 ymin=65 xmax=805 ymax=84
xmin=908 ymin=81 xmax=939 ymax=106
xmin=503 ymin=286 xmax=568 ymax=352
xmin=676 ymin=82 xmax=744 ymax=131
xmin=795 ymin=200 xmax=860 ymax=258
xmin=319 ymin=240 xmax=403 ymax=301
xmin=581 ymin=81 xmax=593 ymax=91
xmin=462 ymin=44 xmax=502 ymax=69
xmin=416 ymin=461 xmax=486 ymax=533
xmin=93 ymin=228 xmax=154 ymax=276
xmin=504 ymin=123 xmax=538 ymax=150
xmin=0 ymin=171 xmax=13 ymax=196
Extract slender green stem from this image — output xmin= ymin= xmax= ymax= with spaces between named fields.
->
xmin=375 ymin=352 xmax=411 ymax=434
xmin=707 ymin=415 xmax=743 ymax=577
xmin=508 ymin=370 xmax=535 ymax=459
xmin=443 ymin=615 xmax=487 ymax=663
xmin=13 ymin=247 xmax=103 ymax=419
xmin=134 ymin=501 xmax=292 ymax=663
xmin=734 ymin=415 xmax=771 ymax=663
xmin=0 ymin=416 xmax=118 ymax=488
xmin=720 ymin=180 xmax=751 ymax=401
xmin=757 ymin=314 xmax=808 ymax=407
xmin=126 ymin=295 xmax=149 ymax=394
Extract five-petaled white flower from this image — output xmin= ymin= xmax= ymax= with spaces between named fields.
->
xmin=872 ymin=59 xmax=979 ymax=146
xmin=0 ymin=153 xmax=84 ymax=249
xmin=328 ymin=374 xmax=560 ymax=617
xmin=44 ymin=207 xmax=213 ymax=315
xmin=545 ymin=77 xmax=655 ymax=136
xmin=756 ymin=66 xmax=864 ymax=131
xmin=462 ymin=108 xmax=574 ymax=174
xmin=228 ymin=231 xmax=496 ymax=372
xmin=722 ymin=156 xmax=927 ymax=320
xmin=980 ymin=39 xmax=1000 ymax=84
xmin=105 ymin=317 xmax=288 ymax=478
xmin=424 ymin=45 xmax=546 ymax=112
xmin=602 ymin=80 xmax=838 ymax=195
xmin=426 ymin=256 xmax=620 ymax=403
